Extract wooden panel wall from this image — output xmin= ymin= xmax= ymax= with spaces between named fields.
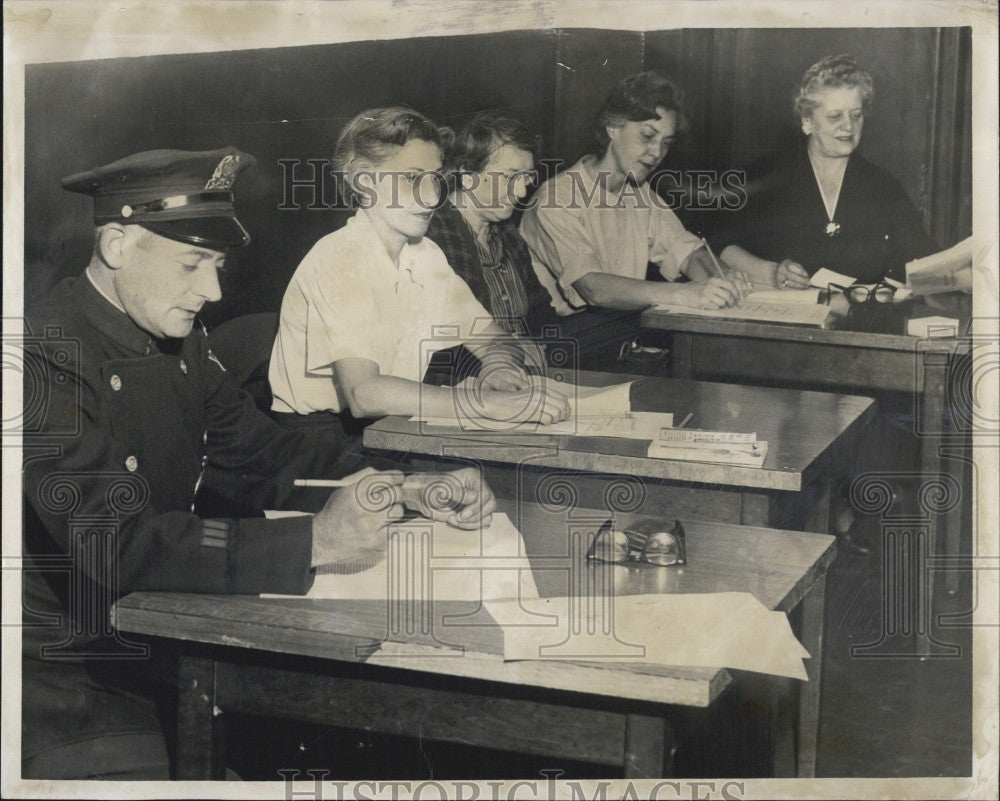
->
xmin=643 ymin=27 xmax=973 ymax=244
xmin=23 ymin=27 xmax=971 ymax=324
xmin=23 ymin=31 xmax=559 ymax=321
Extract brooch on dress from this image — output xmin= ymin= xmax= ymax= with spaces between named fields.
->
xmin=825 ymin=222 xmax=841 ymax=237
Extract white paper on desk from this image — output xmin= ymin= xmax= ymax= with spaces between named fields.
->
xmin=744 ymin=288 xmax=822 ymax=305
xmin=262 ymin=513 xmax=538 ymax=603
xmin=652 ymin=301 xmax=830 ymax=327
xmin=809 ymin=267 xmax=857 ymax=288
xmin=486 ymin=591 xmax=809 ymax=680
xmin=413 ymin=378 xmax=642 ymax=436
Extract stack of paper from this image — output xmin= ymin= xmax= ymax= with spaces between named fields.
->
xmin=905 ymin=236 xmax=974 ymax=295
xmin=653 ymin=300 xmax=830 ymax=327
xmin=647 ymin=427 xmax=767 ymax=467
xmin=414 ymin=378 xmax=674 ymax=439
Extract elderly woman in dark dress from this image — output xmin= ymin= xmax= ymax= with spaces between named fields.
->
xmin=717 ymin=54 xmax=936 ymax=289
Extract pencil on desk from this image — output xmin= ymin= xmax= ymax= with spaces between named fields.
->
xmin=700 ymin=237 xmax=727 ymax=279
xmin=294 ymin=478 xmax=358 ymax=488
xmin=677 ymin=412 xmax=694 ymax=429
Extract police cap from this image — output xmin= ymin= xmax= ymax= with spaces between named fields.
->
xmin=61 ymin=147 xmax=256 ymax=249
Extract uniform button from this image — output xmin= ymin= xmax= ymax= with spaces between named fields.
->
xmin=180 ymin=359 xmax=188 ymax=375
xmin=500 ymin=294 xmax=509 ymax=301
xmin=125 ymin=455 xmax=139 ymax=472
xmin=110 ymin=375 xmax=122 ymax=391
xmin=202 ymin=431 xmax=208 ymax=445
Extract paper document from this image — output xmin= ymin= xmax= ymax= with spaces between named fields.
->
xmin=744 ymin=288 xmax=822 ymax=305
xmin=485 ymin=592 xmax=809 ymax=679
xmin=653 ymin=301 xmax=830 ymax=327
xmin=415 ymin=379 xmax=661 ymax=437
xmin=906 ymin=236 xmax=974 ymax=295
xmin=809 ymin=267 xmax=857 ymax=289
xmin=262 ymin=513 xmax=538 ymax=602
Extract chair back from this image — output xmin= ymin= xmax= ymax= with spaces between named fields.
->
xmin=206 ymin=313 xmax=279 ymax=411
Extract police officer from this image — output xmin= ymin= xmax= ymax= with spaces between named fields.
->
xmin=20 ymin=147 xmax=496 ymax=779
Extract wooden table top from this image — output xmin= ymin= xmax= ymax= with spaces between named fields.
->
xmin=113 ymin=501 xmax=836 ymax=708
xmin=641 ymin=293 xmax=972 ymax=353
xmin=363 ymin=373 xmax=875 ymax=492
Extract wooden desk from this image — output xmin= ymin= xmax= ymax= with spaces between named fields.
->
xmin=112 ymin=501 xmax=836 ymax=780
xmin=363 ymin=373 xmax=875 ymax=533
xmin=640 ymin=299 xmax=973 ymax=645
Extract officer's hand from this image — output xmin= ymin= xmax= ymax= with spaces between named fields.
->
xmin=401 ymin=468 xmax=497 ymax=529
xmin=310 ymin=468 xmax=404 ymax=568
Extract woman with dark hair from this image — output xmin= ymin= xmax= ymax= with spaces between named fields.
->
xmin=519 ymin=71 xmax=749 ymax=370
xmin=425 ymin=112 xmax=554 ymax=339
xmin=716 ymin=54 xmax=936 ymax=287
xmin=269 ymin=106 xmax=568 ymax=451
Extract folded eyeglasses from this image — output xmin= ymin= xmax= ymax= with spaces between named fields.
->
xmin=825 ymin=281 xmax=897 ymax=305
xmin=587 ymin=518 xmax=687 ymax=567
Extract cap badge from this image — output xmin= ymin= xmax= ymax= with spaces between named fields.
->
xmin=204 ymin=153 xmax=241 ymax=190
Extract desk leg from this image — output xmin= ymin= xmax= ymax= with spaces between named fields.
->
xmin=623 ymin=713 xmax=672 ymax=778
xmin=796 ymin=572 xmax=826 ymax=777
xmin=771 ymin=572 xmax=825 ymax=778
xmin=918 ymin=350 xmax=949 ymax=655
xmin=176 ymin=652 xmax=225 ymax=780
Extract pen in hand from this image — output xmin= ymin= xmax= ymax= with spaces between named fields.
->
xmin=700 ymin=237 xmax=727 ymax=280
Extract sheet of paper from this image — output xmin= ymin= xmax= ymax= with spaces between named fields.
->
xmin=262 ymin=512 xmax=538 ymax=602
xmin=810 ymin=267 xmax=857 ymax=288
xmin=653 ymin=301 xmax=830 ymax=327
xmin=413 ymin=378 xmax=642 ymax=435
xmin=744 ymin=288 xmax=822 ymax=305
xmin=485 ymin=592 xmax=809 ymax=680
xmin=905 ymin=235 xmax=974 ymax=280
xmin=907 ymin=316 xmax=960 ymax=339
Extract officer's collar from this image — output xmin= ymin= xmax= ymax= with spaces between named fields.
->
xmin=81 ymin=272 xmax=156 ymax=356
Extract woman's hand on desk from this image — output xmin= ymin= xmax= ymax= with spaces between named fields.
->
xmin=669 ymin=277 xmax=744 ymax=309
xmin=724 ymin=268 xmax=754 ymax=299
xmin=401 ymin=468 xmax=497 ymax=529
xmin=773 ymin=259 xmax=811 ymax=290
xmin=458 ymin=382 xmax=570 ymax=425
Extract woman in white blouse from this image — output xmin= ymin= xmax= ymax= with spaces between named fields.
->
xmin=269 ymin=107 xmax=568 ymax=451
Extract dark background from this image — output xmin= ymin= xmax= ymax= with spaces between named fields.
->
xmin=23 ymin=26 xmax=971 ymax=325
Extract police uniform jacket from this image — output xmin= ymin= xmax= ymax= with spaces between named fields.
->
xmin=21 ymin=275 xmax=344 ymax=767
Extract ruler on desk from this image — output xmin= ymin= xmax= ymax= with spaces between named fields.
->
xmin=648 ymin=440 xmax=768 ymax=467
xmin=656 ymin=427 xmax=757 ymax=445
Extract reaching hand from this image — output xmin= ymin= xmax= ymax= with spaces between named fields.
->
xmin=309 ymin=468 xmax=405 ymax=568
xmin=774 ymin=259 xmax=811 ymax=289
xmin=400 ymin=468 xmax=497 ymax=529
